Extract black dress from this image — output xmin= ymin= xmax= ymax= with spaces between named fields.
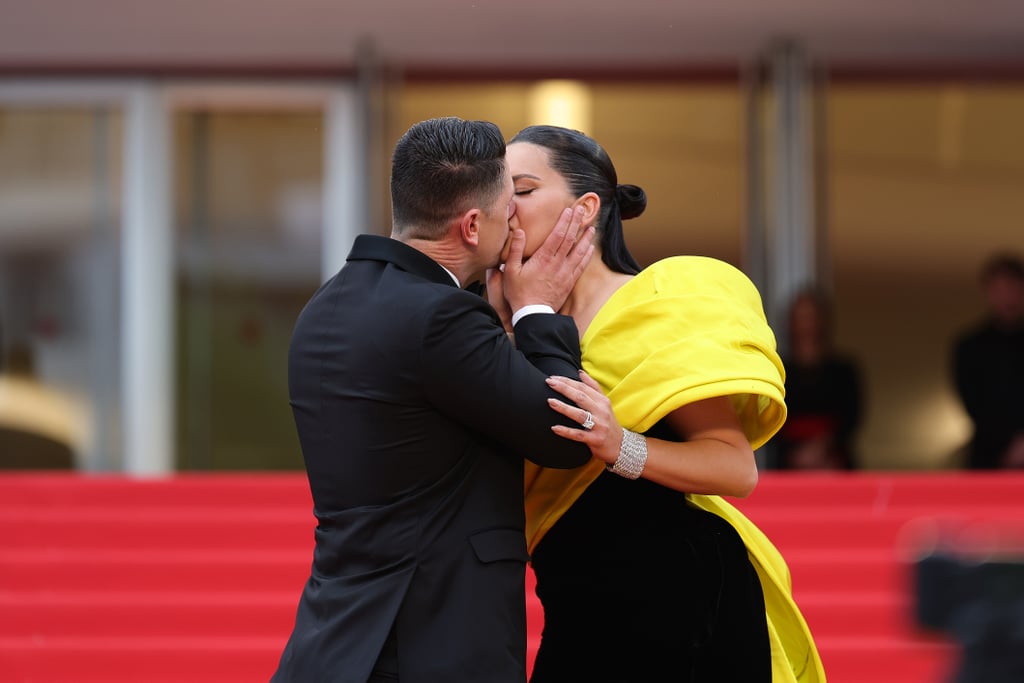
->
xmin=528 ymin=422 xmax=771 ymax=683
xmin=774 ymin=355 xmax=862 ymax=470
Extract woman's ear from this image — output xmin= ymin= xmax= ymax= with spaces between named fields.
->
xmin=577 ymin=192 xmax=602 ymax=229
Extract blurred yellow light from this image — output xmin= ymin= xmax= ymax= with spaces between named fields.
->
xmin=528 ymin=80 xmax=592 ymax=132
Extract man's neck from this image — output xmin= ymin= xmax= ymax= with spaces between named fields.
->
xmin=397 ymin=235 xmax=472 ymax=287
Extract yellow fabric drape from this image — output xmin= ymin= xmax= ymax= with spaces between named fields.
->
xmin=524 ymin=256 xmax=826 ymax=683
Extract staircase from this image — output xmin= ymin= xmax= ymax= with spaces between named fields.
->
xmin=1 ymin=474 xmax=310 ymax=683
xmin=730 ymin=472 xmax=1024 ymax=682
xmin=3 ymin=471 xmax=1022 ymax=682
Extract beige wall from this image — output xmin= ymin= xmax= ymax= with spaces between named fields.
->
xmin=393 ymin=81 xmax=1024 ymax=470
xmin=829 ymin=84 xmax=1024 ymax=468
xmin=391 ymin=83 xmax=747 ymax=266
xmin=3 ymin=80 xmax=1021 ymax=471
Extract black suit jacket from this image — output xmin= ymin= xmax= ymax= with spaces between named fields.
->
xmin=271 ymin=235 xmax=591 ymax=683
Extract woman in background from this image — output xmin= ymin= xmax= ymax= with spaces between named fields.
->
xmin=773 ymin=285 xmax=863 ymax=470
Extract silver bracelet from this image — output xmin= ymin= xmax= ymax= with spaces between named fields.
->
xmin=607 ymin=428 xmax=647 ymax=479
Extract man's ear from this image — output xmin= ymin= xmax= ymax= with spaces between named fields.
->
xmin=459 ymin=208 xmax=482 ymax=246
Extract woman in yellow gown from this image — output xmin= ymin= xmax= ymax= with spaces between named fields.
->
xmin=491 ymin=125 xmax=825 ymax=682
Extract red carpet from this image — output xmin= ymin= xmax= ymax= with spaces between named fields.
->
xmin=3 ymin=471 xmax=1022 ymax=682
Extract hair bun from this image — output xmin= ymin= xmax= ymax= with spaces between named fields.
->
xmin=616 ymin=184 xmax=647 ymax=220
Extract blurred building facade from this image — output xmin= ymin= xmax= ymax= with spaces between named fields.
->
xmin=1 ymin=4 xmax=1022 ymax=473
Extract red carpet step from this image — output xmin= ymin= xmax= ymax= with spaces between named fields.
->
xmin=2 ymin=471 xmax=1022 ymax=682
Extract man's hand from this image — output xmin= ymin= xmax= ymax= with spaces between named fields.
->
xmin=502 ymin=206 xmax=595 ymax=314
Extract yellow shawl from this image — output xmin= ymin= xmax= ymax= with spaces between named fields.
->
xmin=524 ymin=256 xmax=827 ymax=683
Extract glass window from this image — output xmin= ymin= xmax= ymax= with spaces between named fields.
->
xmin=0 ymin=107 xmax=122 ymax=470
xmin=174 ymin=109 xmax=323 ymax=470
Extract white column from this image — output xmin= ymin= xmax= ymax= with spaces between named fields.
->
xmin=121 ymin=83 xmax=174 ymax=476
xmin=744 ymin=42 xmax=822 ymax=471
xmin=769 ymin=43 xmax=816 ymax=336
xmin=745 ymin=42 xmax=821 ymax=347
xmin=322 ymin=85 xmax=367 ymax=281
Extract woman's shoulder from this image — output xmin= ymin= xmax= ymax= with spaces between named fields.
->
xmin=646 ymin=254 xmax=748 ymax=278
xmin=635 ymin=255 xmax=762 ymax=304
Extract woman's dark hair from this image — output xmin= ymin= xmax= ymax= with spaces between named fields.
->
xmin=390 ymin=117 xmax=507 ymax=239
xmin=787 ymin=284 xmax=836 ymax=346
xmin=509 ymin=125 xmax=645 ymax=274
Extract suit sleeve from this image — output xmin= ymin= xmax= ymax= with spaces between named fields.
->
xmin=420 ymin=292 xmax=591 ymax=469
xmin=952 ymin=335 xmax=983 ymax=420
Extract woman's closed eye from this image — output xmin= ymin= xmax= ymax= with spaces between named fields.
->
xmin=514 ymin=188 xmax=535 ymax=196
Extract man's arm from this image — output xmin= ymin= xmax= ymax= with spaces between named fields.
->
xmin=422 ymin=206 xmax=597 ymax=467
xmin=421 ymin=292 xmax=591 ymax=469
xmin=952 ymin=336 xmax=983 ymax=420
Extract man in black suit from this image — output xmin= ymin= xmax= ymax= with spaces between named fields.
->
xmin=952 ymin=253 xmax=1024 ymax=469
xmin=271 ymin=117 xmax=597 ymax=683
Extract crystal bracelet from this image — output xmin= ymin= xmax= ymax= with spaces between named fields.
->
xmin=607 ymin=428 xmax=647 ymax=479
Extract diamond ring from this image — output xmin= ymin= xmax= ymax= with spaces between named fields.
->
xmin=581 ymin=411 xmax=595 ymax=430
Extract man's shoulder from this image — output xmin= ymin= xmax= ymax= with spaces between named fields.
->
xmin=954 ymin=319 xmax=995 ymax=349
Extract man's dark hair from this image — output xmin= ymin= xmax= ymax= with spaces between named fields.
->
xmin=390 ymin=117 xmax=507 ymax=240
xmin=980 ymin=252 xmax=1024 ymax=284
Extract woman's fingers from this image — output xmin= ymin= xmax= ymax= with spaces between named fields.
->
xmin=578 ymin=370 xmax=602 ymax=391
xmin=545 ymin=374 xmax=613 ymax=430
xmin=545 ymin=375 xmax=594 ymax=405
xmin=504 ymin=228 xmax=527 ymax=271
xmin=545 ymin=396 xmax=591 ymax=424
xmin=545 ymin=397 xmax=578 ymax=421
xmin=546 ymin=399 xmax=598 ymax=443
xmin=546 ymin=388 xmax=623 ymax=465
xmin=552 ymin=206 xmax=581 ymax=258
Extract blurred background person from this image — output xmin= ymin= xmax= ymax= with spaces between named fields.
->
xmin=772 ymin=285 xmax=864 ymax=470
xmin=952 ymin=252 xmax=1024 ymax=469
xmin=912 ymin=519 xmax=1024 ymax=683
xmin=0 ymin=341 xmax=85 ymax=469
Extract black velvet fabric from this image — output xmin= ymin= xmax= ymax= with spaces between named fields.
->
xmin=529 ymin=422 xmax=771 ymax=683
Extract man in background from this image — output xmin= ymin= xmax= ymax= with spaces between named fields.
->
xmin=952 ymin=252 xmax=1024 ymax=469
